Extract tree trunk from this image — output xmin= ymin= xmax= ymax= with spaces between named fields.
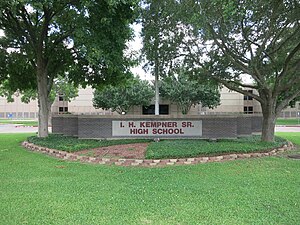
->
xmin=261 ymin=102 xmax=277 ymax=142
xmin=180 ymin=103 xmax=192 ymax=115
xmin=37 ymin=68 xmax=49 ymax=138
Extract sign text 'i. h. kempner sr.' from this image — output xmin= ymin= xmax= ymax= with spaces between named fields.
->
xmin=112 ymin=120 xmax=202 ymax=137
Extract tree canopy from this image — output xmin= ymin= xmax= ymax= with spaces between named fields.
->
xmin=140 ymin=0 xmax=300 ymax=142
xmin=93 ymin=77 xmax=154 ymax=114
xmin=160 ymin=69 xmax=220 ymax=114
xmin=187 ymin=0 xmax=300 ymax=141
xmin=0 ymin=0 xmax=137 ymax=137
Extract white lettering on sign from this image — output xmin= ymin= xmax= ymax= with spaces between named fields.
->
xmin=112 ymin=120 xmax=202 ymax=137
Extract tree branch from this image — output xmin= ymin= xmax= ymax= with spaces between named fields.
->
xmin=268 ymin=25 xmax=300 ymax=55
xmin=276 ymin=89 xmax=300 ymax=115
xmin=39 ymin=5 xmax=51 ymax=51
xmin=279 ymin=40 xmax=300 ymax=77
xmin=241 ymin=19 xmax=254 ymax=60
xmin=47 ymin=75 xmax=54 ymax=96
xmin=204 ymin=22 xmax=271 ymax=90
xmin=213 ymin=77 xmax=263 ymax=103
xmin=17 ymin=7 xmax=40 ymax=54
xmin=3 ymin=10 xmax=33 ymax=47
xmin=52 ymin=31 xmax=74 ymax=47
xmin=229 ymin=81 xmax=258 ymax=89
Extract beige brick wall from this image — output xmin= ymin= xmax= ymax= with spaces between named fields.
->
xmin=1 ymin=86 xmax=299 ymax=118
xmin=0 ymin=95 xmax=39 ymax=118
xmin=68 ymin=87 xmax=114 ymax=115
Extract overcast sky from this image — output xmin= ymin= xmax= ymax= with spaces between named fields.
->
xmin=127 ymin=24 xmax=153 ymax=80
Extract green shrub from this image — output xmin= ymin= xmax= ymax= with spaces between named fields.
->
xmin=145 ymin=135 xmax=287 ymax=159
xmin=27 ymin=134 xmax=151 ymax=152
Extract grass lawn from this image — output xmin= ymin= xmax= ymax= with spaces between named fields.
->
xmin=0 ymin=119 xmax=38 ymax=126
xmin=275 ymin=132 xmax=300 ymax=145
xmin=0 ymin=133 xmax=300 ymax=224
xmin=276 ymin=118 xmax=300 ymax=125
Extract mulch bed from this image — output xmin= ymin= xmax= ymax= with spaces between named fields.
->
xmin=73 ymin=143 xmax=150 ymax=159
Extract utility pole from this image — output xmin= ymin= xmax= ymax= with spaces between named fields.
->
xmin=154 ymin=56 xmax=159 ymax=115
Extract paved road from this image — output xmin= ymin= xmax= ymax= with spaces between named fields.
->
xmin=0 ymin=124 xmax=51 ymax=133
xmin=0 ymin=123 xmax=299 ymax=134
xmin=275 ymin=126 xmax=300 ymax=132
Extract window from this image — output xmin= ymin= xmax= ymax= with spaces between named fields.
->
xmin=244 ymin=90 xmax=253 ymax=100
xmin=244 ymin=106 xmax=253 ymax=114
xmin=17 ymin=112 xmax=23 ymax=118
xmin=59 ymin=107 xmax=68 ymax=113
xmin=59 ymin=96 xmax=64 ymax=101
xmin=142 ymin=105 xmax=169 ymax=115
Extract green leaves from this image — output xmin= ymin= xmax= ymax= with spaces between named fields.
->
xmin=141 ymin=0 xmax=184 ymax=76
xmin=194 ymin=0 xmax=300 ymax=115
xmin=160 ymin=70 xmax=220 ymax=114
xmin=93 ymin=77 xmax=155 ymax=114
xmin=0 ymin=0 xmax=138 ymax=135
xmin=0 ymin=0 xmax=138 ymax=94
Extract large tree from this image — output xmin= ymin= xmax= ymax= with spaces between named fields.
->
xmin=93 ymin=77 xmax=154 ymax=114
xmin=0 ymin=0 xmax=137 ymax=137
xmin=143 ymin=0 xmax=300 ymax=142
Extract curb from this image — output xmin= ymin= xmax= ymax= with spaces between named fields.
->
xmin=15 ymin=126 xmax=39 ymax=128
xmin=22 ymin=141 xmax=295 ymax=167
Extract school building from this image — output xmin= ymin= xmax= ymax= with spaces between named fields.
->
xmin=0 ymin=86 xmax=299 ymax=119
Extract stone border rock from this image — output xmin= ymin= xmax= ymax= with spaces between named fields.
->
xmin=22 ymin=141 xmax=295 ymax=167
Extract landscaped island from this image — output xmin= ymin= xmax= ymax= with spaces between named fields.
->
xmin=27 ymin=134 xmax=288 ymax=160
